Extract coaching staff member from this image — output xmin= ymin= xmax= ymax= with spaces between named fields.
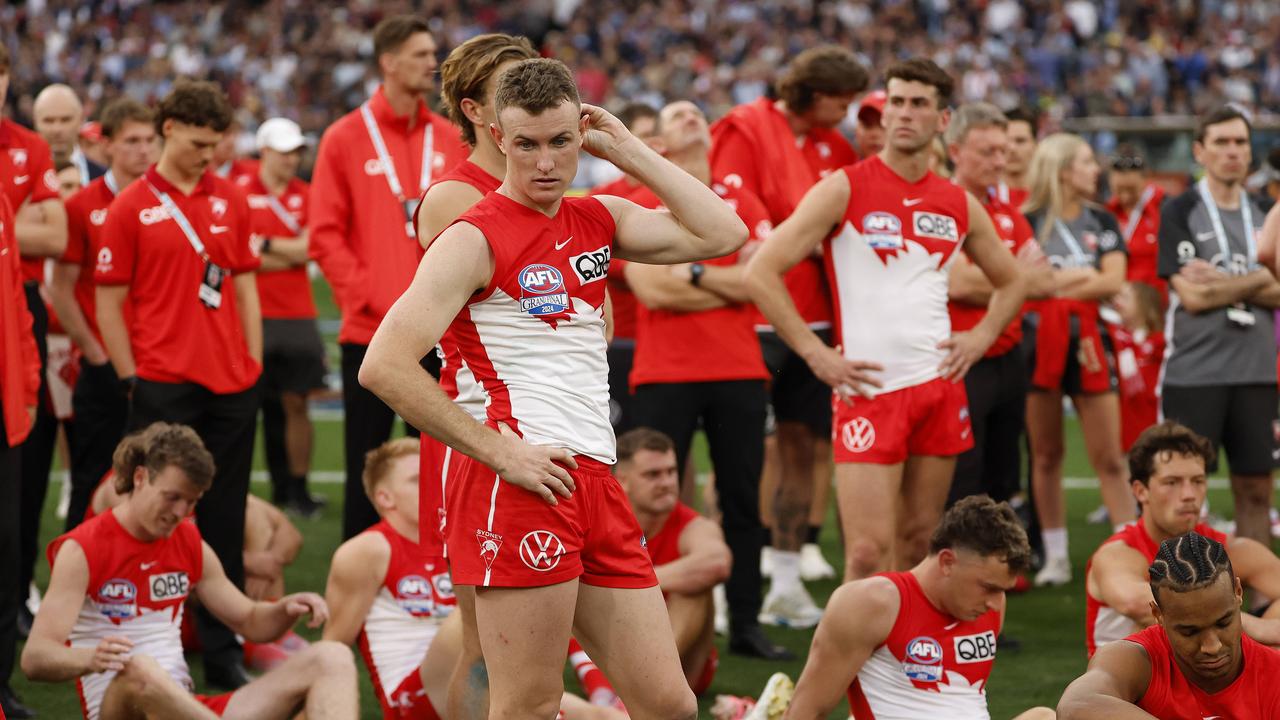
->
xmin=95 ymin=79 xmax=263 ymax=690
xmin=309 ymin=15 xmax=467 ymax=538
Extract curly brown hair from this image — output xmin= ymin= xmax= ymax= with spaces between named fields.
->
xmin=1128 ymin=421 xmax=1216 ymax=486
xmin=440 ymin=33 xmax=537 ymax=147
xmin=494 ymin=58 xmax=580 ymax=125
xmin=154 ymin=78 xmax=232 ymax=135
xmin=112 ymin=423 xmax=215 ymax=494
xmin=776 ymin=45 xmax=869 ymax=115
xmin=929 ymin=495 xmax=1031 ymax=573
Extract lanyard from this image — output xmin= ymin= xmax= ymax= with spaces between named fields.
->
xmin=1121 ymin=185 xmax=1155 ymax=243
xmin=996 ymin=181 xmax=1010 ymax=204
xmin=1053 ymin=218 xmax=1089 ymax=264
xmin=104 ymin=170 xmax=119 ymax=196
xmin=146 ymin=181 xmax=207 ymax=259
xmin=360 ymin=102 xmax=433 ymax=201
xmin=72 ymin=149 xmax=90 ymax=186
xmin=264 ymin=193 xmax=301 ymax=235
xmin=1196 ymin=178 xmax=1255 ymax=268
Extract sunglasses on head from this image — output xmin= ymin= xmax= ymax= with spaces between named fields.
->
xmin=1111 ymin=156 xmax=1145 ymax=171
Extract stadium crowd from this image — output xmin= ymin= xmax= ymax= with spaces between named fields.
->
xmin=4 ymin=3 xmax=1280 ymax=720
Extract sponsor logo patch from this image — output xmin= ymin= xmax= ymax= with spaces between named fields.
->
xmin=517 ymin=264 xmax=569 ymax=316
xmin=913 ymin=211 xmax=959 ymax=242
xmin=862 ymin=212 xmax=903 ymax=250
xmin=519 ymin=530 xmax=565 ymax=572
xmin=902 ymin=636 xmax=943 ymax=682
xmin=570 ymin=246 xmax=610 ymax=285
xmin=97 ymin=579 xmax=138 ymax=619
xmin=954 ymin=630 xmax=997 ymax=663
xmin=840 ymin=417 xmax=875 ymax=454
xmin=148 ymin=572 xmax=190 ymax=602
xmin=395 ymin=575 xmax=437 ymax=614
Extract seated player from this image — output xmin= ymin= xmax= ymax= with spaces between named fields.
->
xmin=20 ymin=422 xmax=358 ymax=720
xmin=615 ymin=428 xmax=732 ymax=693
xmin=324 ymin=438 xmax=626 ymax=720
xmin=779 ymin=496 xmax=1055 ymax=719
xmin=1085 ymin=421 xmax=1280 ymax=656
xmin=1059 ymin=531 xmax=1280 ymax=718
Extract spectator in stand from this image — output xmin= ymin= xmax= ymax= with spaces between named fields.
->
xmin=308 ymin=15 xmax=468 ymax=539
xmin=1022 ymin=133 xmax=1134 ymax=587
xmin=1157 ymin=106 xmax=1280 ymax=551
xmin=1109 ymin=282 xmax=1166 ymax=453
xmin=999 ymin=105 xmax=1037 ymax=208
xmin=588 ymin=103 xmax=662 ymax=435
xmin=95 ymin=79 xmax=263 ymax=691
xmin=626 ymin=99 xmax=795 ymax=654
xmin=235 ymin=118 xmax=327 ymax=517
xmin=0 ymin=188 xmax=41 ymax=719
xmin=32 ymin=84 xmax=104 ymax=186
xmin=709 ymin=45 xmax=866 ymax=623
xmin=1104 ymin=145 xmax=1167 ymax=299
xmin=52 ymin=98 xmax=158 ymax=532
xmin=945 ymin=103 xmax=1053 ymax=511
xmin=852 ymin=89 xmax=885 ymax=160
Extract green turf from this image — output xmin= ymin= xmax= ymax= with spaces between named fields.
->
xmin=17 ymin=413 xmax=1265 ymax=718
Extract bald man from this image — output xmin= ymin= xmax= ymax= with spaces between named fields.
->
xmin=33 ymin=84 xmax=104 ymax=185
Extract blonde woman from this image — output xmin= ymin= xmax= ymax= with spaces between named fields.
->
xmin=1021 ymin=133 xmax=1135 ymax=586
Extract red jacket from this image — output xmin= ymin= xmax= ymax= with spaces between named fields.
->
xmin=308 ymin=86 xmax=467 ymax=345
xmin=0 ymin=193 xmax=40 ymax=445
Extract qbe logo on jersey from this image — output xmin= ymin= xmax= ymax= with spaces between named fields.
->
xmin=954 ymin=630 xmax=997 ymax=664
xmin=149 ymin=572 xmax=191 ymax=603
xmin=395 ymin=575 xmax=437 ymax=615
xmin=913 ymin=211 xmax=959 ymax=243
xmin=902 ymin=636 xmax=943 ymax=682
xmin=518 ymin=264 xmax=569 ymax=316
xmin=570 ymin=246 xmax=611 ymax=286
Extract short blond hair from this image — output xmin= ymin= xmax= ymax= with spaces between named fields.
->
xmin=362 ymin=438 xmax=419 ymax=505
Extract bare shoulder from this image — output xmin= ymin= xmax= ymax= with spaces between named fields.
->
xmin=1093 ymin=539 xmax=1147 ymax=568
xmin=827 ymin=576 xmax=900 ymax=626
xmin=331 ymin=530 xmax=391 ymax=584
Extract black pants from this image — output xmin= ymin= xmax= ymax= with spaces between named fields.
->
xmin=340 ymin=343 xmax=420 ymax=539
xmin=0 ymin=405 xmax=20 ymax=690
xmin=606 ymin=340 xmax=637 ymax=433
xmin=949 ymin=347 xmax=1027 ymax=505
xmin=66 ymin=358 xmax=128 ymax=530
xmin=19 ymin=283 xmax=59 ymax=603
xmin=632 ymin=380 xmax=767 ymax=627
xmin=129 ymin=380 xmax=258 ymax=666
xmin=260 ymin=388 xmax=291 ymax=503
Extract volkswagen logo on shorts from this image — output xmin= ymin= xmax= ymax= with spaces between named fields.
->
xmin=841 ymin=417 xmax=875 ymax=454
xmin=519 ymin=530 xmax=565 ymax=571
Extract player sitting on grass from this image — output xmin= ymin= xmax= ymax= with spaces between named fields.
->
xmin=1085 ymin=421 xmax=1280 ymax=656
xmin=21 ymin=422 xmax=358 ymax=720
xmin=1059 ymin=531 xmax=1280 ymax=719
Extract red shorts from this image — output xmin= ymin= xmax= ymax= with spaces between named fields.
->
xmin=445 ymin=454 xmax=657 ymax=589
xmin=194 ymin=692 xmax=233 ymax=715
xmin=691 ymin=647 xmax=719 ymax=696
xmin=378 ymin=670 xmax=442 ymax=720
xmin=419 ymin=435 xmax=469 ymax=558
xmin=832 ymin=376 xmax=972 ymax=464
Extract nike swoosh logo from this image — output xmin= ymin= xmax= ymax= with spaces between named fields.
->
xmin=555 ymin=235 xmax=573 ymax=250
xmin=210 ymin=225 xmax=230 ymax=234
xmin=944 ymin=621 xmax=960 ymax=630
xmin=141 ymin=561 xmax=157 ymax=570
xmin=1196 ymin=231 xmax=1217 ymax=242
xmin=903 ymin=198 xmax=923 ymax=206
xmin=13 ymin=175 xmax=28 ymax=185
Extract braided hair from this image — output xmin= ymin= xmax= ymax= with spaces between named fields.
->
xmin=1148 ymin=531 xmax=1235 ymax=607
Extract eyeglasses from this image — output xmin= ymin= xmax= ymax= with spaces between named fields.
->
xmin=1111 ymin=156 xmax=1145 ymax=171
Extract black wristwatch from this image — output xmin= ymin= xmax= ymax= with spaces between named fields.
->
xmin=689 ymin=262 xmax=706 ymax=287
xmin=261 ymin=238 xmax=273 ymax=254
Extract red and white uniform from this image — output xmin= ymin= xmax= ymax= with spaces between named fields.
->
xmin=627 ymin=181 xmax=770 ymax=389
xmin=235 ymin=173 xmax=314 ymax=320
xmin=1127 ymin=624 xmax=1280 ymax=718
xmin=46 ymin=511 xmax=230 ymax=719
xmin=0 ymin=117 xmax=61 ymax=283
xmin=1109 ymin=326 xmax=1164 ymax=451
xmin=1085 ymin=522 xmax=1228 ymax=657
xmin=1105 ymin=184 xmax=1166 ymax=298
xmin=848 ymin=571 xmax=1000 ymax=719
xmin=357 ymin=521 xmax=455 ymax=720
xmin=442 ymin=193 xmax=654 ymax=589
xmin=827 ymin=157 xmax=973 ymax=464
xmin=0 ymin=192 xmax=40 ymax=446
xmin=710 ymin=97 xmax=857 ymax=329
xmin=416 ymin=160 xmax=501 ymax=557
xmin=62 ymin=174 xmax=128 ymax=346
xmin=993 ymin=181 xmax=1027 ymax=211
xmin=947 ymin=190 xmax=1034 ymax=360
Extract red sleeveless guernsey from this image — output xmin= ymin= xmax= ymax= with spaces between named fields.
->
xmin=1086 ymin=522 xmax=1227 ymax=657
xmin=645 ymin=503 xmax=699 ymax=566
xmin=848 ymin=571 xmax=999 ymax=719
xmin=1128 ymin=623 xmax=1280 ymax=718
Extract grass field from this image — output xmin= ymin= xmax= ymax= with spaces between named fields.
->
xmin=13 ymin=413 xmax=1265 ymax=719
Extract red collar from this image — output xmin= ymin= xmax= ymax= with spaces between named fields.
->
xmin=144 ymin=165 xmax=216 ymax=197
xmin=369 ymin=85 xmax=431 ymax=132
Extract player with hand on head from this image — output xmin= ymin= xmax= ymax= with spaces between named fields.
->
xmin=745 ymin=59 xmax=1027 ymax=582
xmin=21 ymin=423 xmax=358 ymax=720
xmin=360 ymin=57 xmax=746 ymax=719
xmin=1060 ymin=531 xmax=1280 ymax=719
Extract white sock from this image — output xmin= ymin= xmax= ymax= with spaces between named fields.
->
xmin=771 ymin=550 xmax=801 ymax=594
xmin=1042 ymin=528 xmax=1069 ymax=562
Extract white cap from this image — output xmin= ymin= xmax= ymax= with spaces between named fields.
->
xmin=256 ymin=118 xmax=308 ymax=153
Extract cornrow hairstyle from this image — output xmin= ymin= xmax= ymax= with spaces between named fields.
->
xmin=1148 ymin=531 xmax=1235 ymax=607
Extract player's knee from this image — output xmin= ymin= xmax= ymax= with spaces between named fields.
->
xmin=641 ymin=684 xmax=697 ymax=720
xmin=305 ymin=640 xmax=356 ymax=678
xmin=845 ymin=537 xmax=888 ymax=577
xmin=116 ymin=654 xmax=170 ymax=700
xmin=1032 ymin=444 xmax=1065 ymax=467
xmin=1017 ymin=707 xmax=1057 ymax=720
